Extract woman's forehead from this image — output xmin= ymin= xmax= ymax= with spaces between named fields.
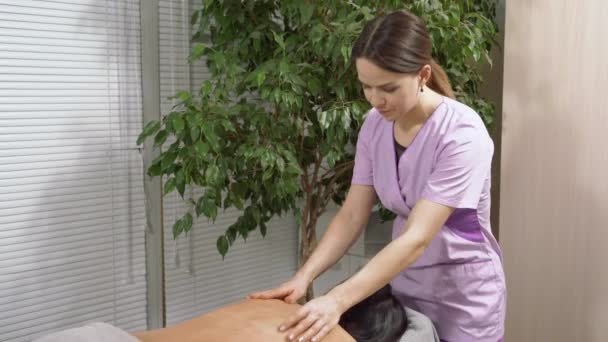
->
xmin=355 ymin=58 xmax=413 ymax=85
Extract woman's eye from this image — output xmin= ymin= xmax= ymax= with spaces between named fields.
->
xmin=383 ymin=87 xmax=398 ymax=93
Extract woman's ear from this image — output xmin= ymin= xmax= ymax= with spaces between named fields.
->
xmin=419 ymin=64 xmax=432 ymax=85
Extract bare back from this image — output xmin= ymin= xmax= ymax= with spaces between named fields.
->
xmin=133 ymin=299 xmax=355 ymax=342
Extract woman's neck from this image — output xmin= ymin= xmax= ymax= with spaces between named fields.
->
xmin=395 ymin=88 xmax=444 ymax=132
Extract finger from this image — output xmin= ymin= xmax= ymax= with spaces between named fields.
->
xmin=279 ymin=307 xmax=310 ymax=333
xmin=310 ymin=324 xmax=331 ymax=342
xmin=298 ymin=319 xmax=326 ymax=342
xmin=286 ymin=313 xmax=318 ymax=341
xmin=284 ymin=291 xmax=301 ymax=304
xmin=249 ymin=287 xmax=290 ymax=300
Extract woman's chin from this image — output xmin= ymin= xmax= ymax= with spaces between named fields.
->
xmin=378 ymin=110 xmax=396 ymax=121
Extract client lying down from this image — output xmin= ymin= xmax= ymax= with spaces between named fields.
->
xmin=134 ymin=284 xmax=409 ymax=342
xmin=35 ymin=285 xmax=437 ymax=342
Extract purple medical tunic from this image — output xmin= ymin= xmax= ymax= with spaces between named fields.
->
xmin=352 ymin=97 xmax=506 ymax=342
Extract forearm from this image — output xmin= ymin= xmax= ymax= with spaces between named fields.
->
xmin=328 ymin=230 xmax=427 ymax=311
xmin=296 ymin=209 xmax=367 ymax=283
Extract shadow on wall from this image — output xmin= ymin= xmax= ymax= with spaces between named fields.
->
xmin=479 ymin=0 xmax=506 ymax=241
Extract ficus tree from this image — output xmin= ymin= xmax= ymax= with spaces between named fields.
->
xmin=138 ymin=0 xmax=499 ymax=299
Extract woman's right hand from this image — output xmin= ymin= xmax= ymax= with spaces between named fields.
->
xmin=247 ymin=274 xmax=310 ymax=304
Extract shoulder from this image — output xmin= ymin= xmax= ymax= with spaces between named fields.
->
xmin=360 ymin=107 xmax=384 ymax=130
xmin=436 ymin=98 xmax=493 ymax=153
xmin=358 ymin=107 xmax=385 ymax=142
xmin=441 ymin=97 xmax=488 ymax=132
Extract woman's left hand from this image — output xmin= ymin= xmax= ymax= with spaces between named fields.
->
xmin=279 ymin=294 xmax=345 ymax=342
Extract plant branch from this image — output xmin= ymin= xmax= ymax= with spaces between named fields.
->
xmin=320 ymin=159 xmax=353 ymax=180
xmin=319 ymin=160 xmax=354 ymax=211
xmin=306 ymin=149 xmax=323 ymax=241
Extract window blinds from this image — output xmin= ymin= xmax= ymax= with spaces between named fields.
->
xmin=0 ymin=1 xmax=147 ymax=341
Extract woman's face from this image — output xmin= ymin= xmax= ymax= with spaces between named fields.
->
xmin=355 ymin=58 xmax=421 ymax=121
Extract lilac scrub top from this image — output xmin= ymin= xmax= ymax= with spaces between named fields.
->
xmin=351 ymin=97 xmax=506 ymax=342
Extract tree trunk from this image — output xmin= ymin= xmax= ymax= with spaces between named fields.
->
xmin=299 ymin=216 xmax=318 ymax=302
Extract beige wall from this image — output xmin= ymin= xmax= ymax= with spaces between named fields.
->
xmin=500 ymin=1 xmax=608 ymax=341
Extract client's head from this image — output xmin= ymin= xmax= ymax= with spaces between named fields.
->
xmin=338 ymin=285 xmax=408 ymax=342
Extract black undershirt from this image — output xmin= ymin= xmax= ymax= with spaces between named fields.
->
xmin=394 ymin=138 xmax=407 ymax=162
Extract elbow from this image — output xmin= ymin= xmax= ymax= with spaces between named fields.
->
xmin=412 ymin=238 xmax=428 ymax=260
xmin=404 ymin=232 xmax=432 ymax=258
xmin=338 ymin=205 xmax=369 ymax=230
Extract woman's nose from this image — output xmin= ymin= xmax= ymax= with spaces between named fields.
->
xmin=368 ymin=90 xmax=385 ymax=108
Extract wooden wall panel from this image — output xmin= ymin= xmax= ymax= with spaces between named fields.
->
xmin=500 ymin=1 xmax=608 ymax=341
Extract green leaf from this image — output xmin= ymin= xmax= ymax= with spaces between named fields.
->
xmin=176 ymin=170 xmax=186 ymax=198
xmin=217 ymin=235 xmax=229 ymax=258
xmin=171 ymin=116 xmax=185 ymax=133
xmin=173 ymin=219 xmax=183 ymax=239
xmin=326 ymin=151 xmax=337 ymax=168
xmin=212 ymin=51 xmax=226 ymax=69
xmin=183 ymin=213 xmax=193 ymax=234
xmin=195 ymin=196 xmax=205 ymax=217
xmin=262 ymin=168 xmax=273 ymax=181
xmin=190 ymin=43 xmax=207 ymax=63
xmin=137 ymin=121 xmax=160 ymax=145
xmin=153 ymin=130 xmax=168 ymax=148
xmin=190 ymin=127 xmax=201 ymax=142
xmin=341 ymin=107 xmax=351 ymax=129
xmin=272 ymin=32 xmax=285 ymax=50
xmin=299 ymin=4 xmax=314 ymax=25
xmin=252 ymin=206 xmax=261 ymax=224
xmin=190 ymin=10 xmax=200 ymax=26
xmin=176 ymin=90 xmax=191 ymax=102
xmin=163 ymin=177 xmax=176 ymax=195
xmin=238 ymin=221 xmax=249 ymax=241
xmin=260 ymin=221 xmax=267 ymax=238
xmin=201 ymin=80 xmax=213 ymax=97
xmin=276 ymin=156 xmax=285 ymax=173
xmin=147 ymin=161 xmax=162 ymax=177
xmin=256 ymin=72 xmax=266 ymax=87
xmin=231 ymin=193 xmax=244 ymax=210
xmin=193 ymin=140 xmax=209 ymax=156
xmin=279 ymin=60 xmax=289 ymax=76
xmin=221 ymin=119 xmax=236 ymax=133
xmin=196 ymin=191 xmax=218 ymax=219
xmin=202 ymin=124 xmax=220 ymax=152
xmin=473 ymin=49 xmax=481 ymax=62
xmin=226 ymin=226 xmax=237 ymax=245
xmin=231 ymin=182 xmax=248 ymax=197
xmin=205 ymin=164 xmax=221 ymax=185
xmin=318 ymin=110 xmax=330 ymax=130
xmin=340 ymin=45 xmax=350 ymax=64
xmin=161 ymin=150 xmax=178 ymax=172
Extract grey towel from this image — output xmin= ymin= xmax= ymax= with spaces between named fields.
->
xmin=399 ymin=307 xmax=441 ymax=342
xmin=32 ymin=322 xmax=140 ymax=342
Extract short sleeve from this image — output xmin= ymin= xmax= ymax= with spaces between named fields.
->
xmin=421 ymin=127 xmax=493 ymax=209
xmin=351 ymin=114 xmax=374 ymax=186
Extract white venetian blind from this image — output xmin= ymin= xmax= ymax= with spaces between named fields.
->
xmin=0 ymin=1 xmax=147 ymax=341
xmin=159 ymin=0 xmax=299 ymax=325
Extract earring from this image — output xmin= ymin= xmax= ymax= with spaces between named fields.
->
xmin=420 ymin=86 xmax=424 ymax=93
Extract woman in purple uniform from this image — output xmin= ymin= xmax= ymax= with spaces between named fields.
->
xmin=250 ymin=9 xmax=506 ymax=342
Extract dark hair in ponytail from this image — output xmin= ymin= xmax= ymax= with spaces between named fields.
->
xmin=351 ymin=10 xmax=455 ymax=98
